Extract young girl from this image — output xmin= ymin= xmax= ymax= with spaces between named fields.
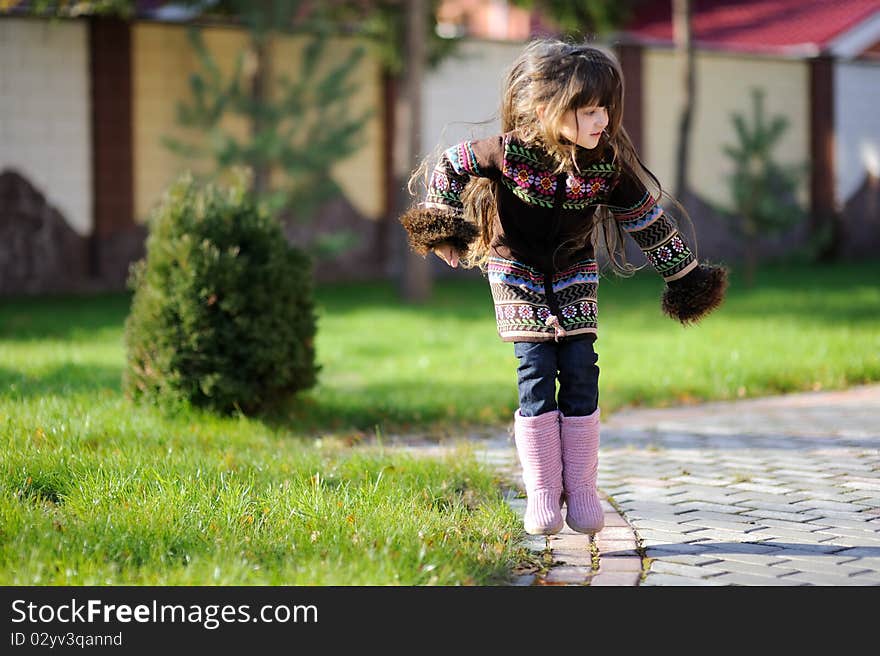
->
xmin=401 ymin=39 xmax=728 ymax=536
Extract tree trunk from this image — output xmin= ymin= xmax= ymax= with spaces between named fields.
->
xmin=250 ymin=33 xmax=271 ymax=199
xmin=743 ymin=213 xmax=757 ymax=288
xmin=673 ymin=0 xmax=695 ymax=202
xmin=400 ymin=0 xmax=432 ymax=302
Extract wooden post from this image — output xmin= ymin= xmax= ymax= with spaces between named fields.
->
xmin=400 ymin=0 xmax=432 ymax=302
xmin=809 ymin=54 xmax=839 ymax=260
xmin=673 ymin=0 xmax=695 ymax=202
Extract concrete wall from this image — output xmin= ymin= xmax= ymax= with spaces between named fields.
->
xmin=835 ymin=59 xmax=880 ymax=203
xmin=422 ymin=38 xmax=525 ymax=153
xmin=132 ymin=22 xmax=385 ymax=225
xmin=0 ymin=18 xmax=92 ymax=235
xmin=835 ymin=58 xmax=880 ymax=258
xmin=643 ymin=48 xmax=810 ymax=210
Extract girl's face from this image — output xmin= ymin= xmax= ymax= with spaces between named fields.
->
xmin=558 ymin=106 xmax=609 ymax=149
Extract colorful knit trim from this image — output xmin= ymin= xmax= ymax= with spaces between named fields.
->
xmin=644 ymin=233 xmax=696 ymax=280
xmin=618 ymin=204 xmax=664 ymax=233
xmin=445 ymin=141 xmax=482 ymax=177
xmin=426 ymin=163 xmax=467 ymax=209
xmin=608 ymin=190 xmax=657 ymax=221
xmin=488 ymin=256 xmax=599 ymax=341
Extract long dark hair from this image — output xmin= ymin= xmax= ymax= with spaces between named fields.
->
xmin=412 ymin=37 xmax=696 ymax=273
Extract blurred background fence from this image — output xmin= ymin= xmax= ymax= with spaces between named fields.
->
xmin=1 ymin=0 xmax=878 ymax=295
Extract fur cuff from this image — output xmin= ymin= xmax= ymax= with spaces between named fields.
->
xmin=662 ymin=263 xmax=729 ymax=325
xmin=399 ymin=206 xmax=480 ymax=256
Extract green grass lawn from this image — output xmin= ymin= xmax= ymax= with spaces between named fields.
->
xmin=302 ymin=259 xmax=880 ymax=432
xmin=1 ymin=260 xmax=877 ymax=584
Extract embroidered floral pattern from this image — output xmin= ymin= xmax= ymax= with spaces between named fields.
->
xmin=578 ymin=301 xmax=597 ymax=319
xmin=586 ymin=177 xmax=609 ymax=197
xmin=536 ymin=172 xmax=556 ymax=195
xmin=644 ymin=234 xmax=695 ymax=279
xmin=567 ymin=176 xmax=586 ymax=198
xmin=512 ymin=165 xmax=536 ymax=189
xmin=432 ymin=171 xmax=449 ymax=192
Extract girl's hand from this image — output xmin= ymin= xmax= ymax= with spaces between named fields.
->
xmin=433 ymin=243 xmax=460 ymax=268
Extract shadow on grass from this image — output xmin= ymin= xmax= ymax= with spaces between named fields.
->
xmin=0 ymin=364 xmax=123 ymax=399
xmin=0 ymin=293 xmax=131 ymax=342
xmin=257 ymin=379 xmax=517 ymax=437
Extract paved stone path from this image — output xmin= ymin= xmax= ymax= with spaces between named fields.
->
xmin=597 ymin=384 xmax=880 ymax=586
xmin=394 ymin=384 xmax=880 ymax=585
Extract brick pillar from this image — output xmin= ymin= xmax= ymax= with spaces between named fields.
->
xmin=808 ymin=54 xmax=839 ymax=259
xmin=617 ymin=42 xmax=644 ymax=156
xmin=89 ymin=16 xmax=142 ymax=288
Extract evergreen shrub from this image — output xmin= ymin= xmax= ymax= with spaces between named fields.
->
xmin=123 ymin=173 xmax=318 ymax=414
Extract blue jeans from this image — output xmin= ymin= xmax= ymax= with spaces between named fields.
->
xmin=514 ymin=337 xmax=600 ymax=418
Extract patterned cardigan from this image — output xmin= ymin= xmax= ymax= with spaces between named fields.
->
xmin=401 ymin=131 xmax=728 ymax=343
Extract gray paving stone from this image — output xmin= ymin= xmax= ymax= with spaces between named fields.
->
xmin=805 ymin=517 xmax=880 ymax=531
xmin=672 ymin=501 xmax=754 ymax=514
xmin=770 ymin=553 xmax=860 ymax=565
xmin=836 ymin=556 xmax=880 ymax=568
xmin=648 ymin=554 xmax=726 ymax=567
xmin=847 ymin=571 xmax=880 ymax=583
xmin=641 ymin=573 xmax=725 ymax=586
xmin=810 ymin=508 xmax=880 ymax=522
xmin=646 ymin=542 xmax=713 ymax=556
xmin=790 ymin=499 xmax=865 ymax=512
xmin=678 ymin=518 xmax=763 ymax=533
xmin=820 ymin=547 xmax=880 ymax=558
xmin=650 ymin=560 xmax=720 ymax=578
xmin=726 ymin=492 xmax=805 ymax=505
xmin=802 ymin=490 xmax=872 ymax=502
xmin=706 ymin=552 xmax=794 ymax=567
xmin=692 ymin=541 xmax=787 ymax=555
xmin=675 ymin=510 xmax=761 ymax=524
xmin=708 ymin=572 xmax=805 ymax=586
xmin=636 ymin=528 xmax=693 ymax=542
xmin=741 ymin=509 xmax=825 ymax=523
xmin=843 ymin=480 xmax=880 ymax=491
xmin=633 ymin=518 xmax=699 ymax=532
xmin=737 ymin=501 xmax=823 ymax=514
xmin=623 ymin=511 xmax=690 ymax=524
xmin=742 ymin=528 xmax=838 ymax=544
xmin=757 ymin=517 xmax=833 ymax=532
xmin=678 ymin=528 xmax=763 ymax=543
xmin=812 ymin=525 xmax=880 ymax=539
xmin=511 ymin=574 xmax=537 ymax=586
xmin=769 ymin=558 xmax=875 ymax=576
xmin=520 ymin=534 xmax=548 ymax=552
xmin=809 ymin=533 xmax=880 ymax=549
xmin=756 ymin=544 xmax=853 ymax=556
xmin=771 ymin=469 xmax=837 ymax=479
xmin=778 ymin=571 xmax=874 ymax=586
xmin=729 ymin=482 xmax=796 ymax=494
xmin=697 ymin=558 xmax=799 ymax=578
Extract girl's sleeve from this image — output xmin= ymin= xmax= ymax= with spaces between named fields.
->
xmin=399 ymin=135 xmax=503 ymax=257
xmin=606 ymin=170 xmax=728 ymax=325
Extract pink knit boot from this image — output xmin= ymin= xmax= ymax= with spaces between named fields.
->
xmin=560 ymin=409 xmax=604 ymax=535
xmin=513 ymin=409 xmax=564 ymax=535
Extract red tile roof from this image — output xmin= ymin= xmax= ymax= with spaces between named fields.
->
xmin=622 ymin=0 xmax=880 ymax=56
